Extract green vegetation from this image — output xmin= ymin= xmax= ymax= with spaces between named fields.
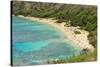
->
xmin=74 ymin=31 xmax=81 ymax=34
xmin=56 ymin=20 xmax=64 ymax=23
xmin=47 ymin=50 xmax=97 ymax=64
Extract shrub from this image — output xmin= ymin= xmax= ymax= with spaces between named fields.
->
xmin=74 ymin=31 xmax=81 ymax=34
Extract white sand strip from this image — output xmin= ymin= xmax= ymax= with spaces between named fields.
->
xmin=17 ymin=15 xmax=94 ymax=52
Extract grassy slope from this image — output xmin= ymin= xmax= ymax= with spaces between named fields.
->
xmin=47 ymin=50 xmax=97 ymax=64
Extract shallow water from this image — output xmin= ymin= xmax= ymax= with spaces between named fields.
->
xmin=12 ymin=16 xmax=81 ymax=65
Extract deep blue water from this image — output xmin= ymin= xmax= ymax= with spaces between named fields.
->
xmin=12 ymin=16 xmax=81 ymax=66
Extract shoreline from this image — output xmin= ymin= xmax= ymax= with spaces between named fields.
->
xmin=17 ymin=15 xmax=94 ymax=52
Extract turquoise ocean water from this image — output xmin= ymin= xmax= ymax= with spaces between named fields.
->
xmin=12 ymin=16 xmax=81 ymax=65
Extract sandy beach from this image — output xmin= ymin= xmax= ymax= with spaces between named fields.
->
xmin=18 ymin=15 xmax=94 ymax=52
